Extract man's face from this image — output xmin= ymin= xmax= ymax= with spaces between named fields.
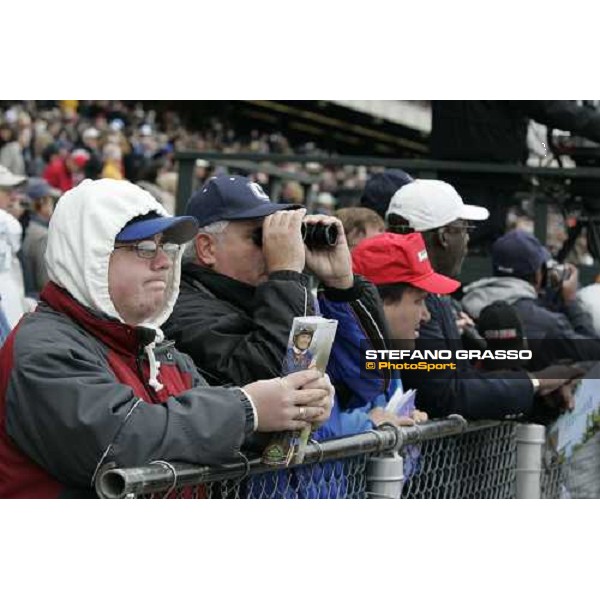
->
xmin=66 ymin=156 xmax=78 ymax=173
xmin=0 ymin=187 xmax=17 ymax=211
xmin=295 ymin=333 xmax=312 ymax=350
xmin=212 ymin=219 xmax=267 ymax=286
xmin=37 ymin=197 xmax=55 ymax=221
xmin=427 ymin=219 xmax=471 ymax=278
xmin=6 ymin=193 xmax=25 ymax=220
xmin=383 ymin=287 xmax=430 ymax=349
xmin=84 ymin=136 xmax=99 ymax=151
xmin=445 ymin=219 xmax=470 ymax=276
xmin=108 ymin=233 xmax=176 ymax=325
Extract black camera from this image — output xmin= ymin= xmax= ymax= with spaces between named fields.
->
xmin=252 ymin=222 xmax=338 ymax=250
xmin=543 ymin=259 xmax=571 ymax=291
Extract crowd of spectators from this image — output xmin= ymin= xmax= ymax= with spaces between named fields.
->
xmin=0 ymin=100 xmax=384 ymax=338
xmin=2 ymin=100 xmax=593 ymax=260
xmin=0 ymin=101 xmax=599 ymax=498
xmin=0 ymin=100 xmax=374 ymax=215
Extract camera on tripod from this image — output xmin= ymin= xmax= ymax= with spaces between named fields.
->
xmin=549 ymin=127 xmax=600 ymax=262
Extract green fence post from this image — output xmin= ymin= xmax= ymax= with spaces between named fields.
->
xmin=533 ymin=195 xmax=549 ymax=245
xmin=175 ymin=155 xmax=195 ymax=216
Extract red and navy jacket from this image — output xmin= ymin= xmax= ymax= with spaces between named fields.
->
xmin=0 ymin=283 xmax=248 ymax=498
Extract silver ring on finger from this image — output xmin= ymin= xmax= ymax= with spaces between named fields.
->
xmin=298 ymin=406 xmax=306 ymax=420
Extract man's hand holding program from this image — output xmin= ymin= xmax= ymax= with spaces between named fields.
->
xmin=243 ymin=369 xmax=333 ymax=432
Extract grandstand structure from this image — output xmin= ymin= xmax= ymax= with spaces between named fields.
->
xmin=147 ymin=100 xmax=430 ymax=157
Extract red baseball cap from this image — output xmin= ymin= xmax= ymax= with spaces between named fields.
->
xmin=352 ymin=232 xmax=460 ymax=294
xmin=71 ymin=149 xmax=90 ymax=168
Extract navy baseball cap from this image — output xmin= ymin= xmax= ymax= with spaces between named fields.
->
xmin=185 ymin=175 xmax=301 ymax=227
xmin=492 ymin=230 xmax=551 ymax=278
xmin=360 ymin=169 xmax=413 ymax=219
xmin=26 ymin=178 xmax=60 ymax=201
xmin=116 ymin=212 xmax=198 ymax=244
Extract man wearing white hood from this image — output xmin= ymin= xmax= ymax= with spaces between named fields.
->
xmin=0 ymin=179 xmax=333 ymax=498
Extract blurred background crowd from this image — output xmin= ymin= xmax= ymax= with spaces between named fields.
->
xmin=0 ymin=100 xmax=376 ymax=217
xmin=2 ymin=99 xmax=600 ymax=339
xmin=3 ymin=100 xmax=599 ymax=253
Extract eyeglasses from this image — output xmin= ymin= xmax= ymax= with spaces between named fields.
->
xmin=113 ymin=240 xmax=180 ymax=260
xmin=444 ymin=223 xmax=477 ymax=234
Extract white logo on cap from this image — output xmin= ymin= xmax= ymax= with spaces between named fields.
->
xmin=418 ymin=249 xmax=428 ymax=262
xmin=496 ymin=265 xmax=514 ymax=274
xmin=247 ymin=182 xmax=270 ymax=202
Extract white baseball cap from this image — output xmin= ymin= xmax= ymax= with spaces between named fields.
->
xmin=83 ymin=127 xmax=100 ymax=139
xmin=385 ymin=179 xmax=489 ymax=231
xmin=0 ymin=165 xmax=26 ymax=188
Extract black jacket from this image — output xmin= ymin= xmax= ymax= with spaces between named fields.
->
xmin=164 ymin=264 xmax=313 ymax=386
xmin=431 ymin=101 xmax=600 ymax=164
xmin=164 ymin=264 xmax=390 ymax=395
xmin=401 ymin=294 xmax=535 ymax=420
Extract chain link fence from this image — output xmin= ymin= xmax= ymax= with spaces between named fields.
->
xmin=96 ymin=419 xmax=574 ymax=499
xmin=400 ymin=421 xmax=517 ymax=499
xmin=120 ymin=456 xmax=369 ymax=500
xmin=540 ymin=454 xmax=566 ymax=499
xmin=544 ymin=431 xmax=600 ymax=499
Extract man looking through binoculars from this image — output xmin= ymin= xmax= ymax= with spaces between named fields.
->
xmin=165 ymin=175 xmax=390 ymax=439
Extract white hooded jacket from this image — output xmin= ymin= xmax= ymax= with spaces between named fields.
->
xmin=46 ymin=178 xmax=184 ymax=390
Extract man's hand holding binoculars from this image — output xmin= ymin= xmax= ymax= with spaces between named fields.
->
xmin=304 ymin=215 xmax=354 ymax=290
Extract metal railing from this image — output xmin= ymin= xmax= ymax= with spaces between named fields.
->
xmin=96 ymin=419 xmax=564 ymax=499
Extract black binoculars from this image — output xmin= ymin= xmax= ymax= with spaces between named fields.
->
xmin=252 ymin=222 xmax=339 ymax=250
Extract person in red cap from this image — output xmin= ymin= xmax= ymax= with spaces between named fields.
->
xmin=352 ymin=232 xmax=461 ymax=426
xmin=42 ymin=148 xmax=90 ymax=193
xmin=353 ymin=232 xmax=460 ymax=347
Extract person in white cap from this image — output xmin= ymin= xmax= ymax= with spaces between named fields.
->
xmin=81 ymin=127 xmax=100 ymax=154
xmin=386 ymin=179 xmax=488 ymax=339
xmin=384 ymin=178 xmax=583 ymax=422
xmin=312 ymin=192 xmax=336 ymax=216
xmin=0 ymin=165 xmax=28 ymax=329
xmin=386 ymin=179 xmax=489 ymax=279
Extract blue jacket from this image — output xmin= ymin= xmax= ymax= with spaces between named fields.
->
xmin=316 ymin=279 xmax=390 ymax=438
xmin=246 ymin=280 xmax=390 ymax=499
